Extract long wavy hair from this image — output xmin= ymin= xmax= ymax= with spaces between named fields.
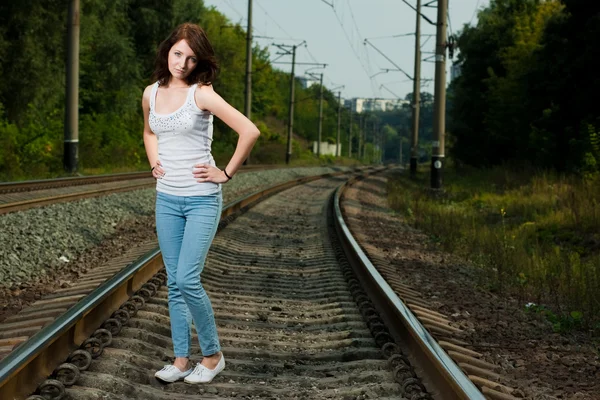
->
xmin=152 ymin=23 xmax=219 ymax=86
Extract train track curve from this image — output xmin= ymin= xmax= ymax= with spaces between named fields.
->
xmin=0 ymin=167 xmax=484 ymax=400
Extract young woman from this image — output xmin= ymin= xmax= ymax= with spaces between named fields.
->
xmin=142 ymin=23 xmax=259 ymax=384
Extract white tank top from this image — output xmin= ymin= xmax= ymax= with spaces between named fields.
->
xmin=149 ymin=82 xmax=221 ymax=196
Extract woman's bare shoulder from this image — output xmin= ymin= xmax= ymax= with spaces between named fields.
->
xmin=196 ymin=83 xmax=216 ymax=95
xmin=194 ymin=84 xmax=219 ymax=109
xmin=143 ymin=84 xmax=155 ymax=98
xmin=142 ymin=84 xmax=157 ymax=106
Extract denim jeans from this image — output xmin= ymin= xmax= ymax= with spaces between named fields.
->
xmin=155 ymin=191 xmax=222 ymax=357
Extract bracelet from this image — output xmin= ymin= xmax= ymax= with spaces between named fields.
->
xmin=151 ymin=166 xmax=156 ymax=172
xmin=223 ymin=169 xmax=232 ymax=180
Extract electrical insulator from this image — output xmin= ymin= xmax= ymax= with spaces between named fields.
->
xmin=448 ymin=35 xmax=456 ymax=59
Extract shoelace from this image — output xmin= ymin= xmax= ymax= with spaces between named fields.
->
xmin=191 ymin=363 xmax=208 ymax=376
xmin=160 ymin=365 xmax=182 ymax=373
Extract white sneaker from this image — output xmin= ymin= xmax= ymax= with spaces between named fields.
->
xmin=184 ymin=355 xmax=225 ymax=384
xmin=154 ymin=365 xmax=193 ymax=383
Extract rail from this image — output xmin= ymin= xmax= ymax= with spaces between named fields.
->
xmin=0 ymin=166 xmax=371 ymax=400
xmin=333 ymin=171 xmax=485 ymax=400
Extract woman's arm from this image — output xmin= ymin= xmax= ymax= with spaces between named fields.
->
xmin=142 ymin=86 xmax=165 ymax=179
xmin=193 ymin=85 xmax=260 ymax=184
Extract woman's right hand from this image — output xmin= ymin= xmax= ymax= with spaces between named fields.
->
xmin=152 ymin=160 xmax=165 ymax=179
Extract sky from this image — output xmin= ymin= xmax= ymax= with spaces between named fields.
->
xmin=202 ymin=0 xmax=489 ymax=100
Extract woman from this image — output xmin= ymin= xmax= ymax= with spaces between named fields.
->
xmin=142 ymin=23 xmax=259 ymax=384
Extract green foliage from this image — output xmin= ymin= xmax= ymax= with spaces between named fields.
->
xmin=450 ymin=0 xmax=600 ymax=174
xmin=525 ymin=303 xmax=583 ymax=333
xmin=387 ymin=167 xmax=600 ymax=329
xmin=0 ymin=1 xmax=363 ymax=180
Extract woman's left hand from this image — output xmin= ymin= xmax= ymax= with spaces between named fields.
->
xmin=193 ymin=163 xmax=229 ymax=184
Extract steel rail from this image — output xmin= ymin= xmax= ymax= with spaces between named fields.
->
xmin=0 ymin=172 xmax=151 ymax=194
xmin=0 ymin=165 xmax=314 ymax=215
xmin=0 ymin=164 xmax=349 ymax=215
xmin=0 ymin=164 xmax=316 ymax=194
xmin=0 ymin=181 xmax=155 ymax=215
xmin=333 ymin=171 xmax=485 ymax=400
xmin=0 ymin=166 xmax=370 ymax=400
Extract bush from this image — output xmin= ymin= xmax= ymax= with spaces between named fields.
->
xmin=387 ymin=167 xmax=600 ymax=329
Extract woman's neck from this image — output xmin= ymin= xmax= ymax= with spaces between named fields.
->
xmin=166 ymin=77 xmax=189 ymax=88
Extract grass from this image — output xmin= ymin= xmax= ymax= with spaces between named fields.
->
xmin=387 ymin=166 xmax=600 ymax=333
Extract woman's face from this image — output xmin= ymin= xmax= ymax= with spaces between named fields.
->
xmin=168 ymin=39 xmax=198 ymax=81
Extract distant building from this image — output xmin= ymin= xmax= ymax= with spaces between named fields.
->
xmin=451 ymin=62 xmax=462 ymax=81
xmin=312 ymin=141 xmax=340 ymax=156
xmin=344 ymin=97 xmax=409 ymax=113
xmin=297 ymin=76 xmax=318 ymax=89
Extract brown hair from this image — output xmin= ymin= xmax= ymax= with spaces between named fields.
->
xmin=152 ymin=23 xmax=219 ymax=86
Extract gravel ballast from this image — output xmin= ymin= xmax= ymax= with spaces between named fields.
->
xmin=0 ymin=166 xmax=352 ymax=289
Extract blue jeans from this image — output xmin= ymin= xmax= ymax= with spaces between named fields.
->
xmin=155 ymin=191 xmax=222 ymax=358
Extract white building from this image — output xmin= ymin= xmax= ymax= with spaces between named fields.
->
xmin=344 ymin=98 xmax=409 ymax=113
xmin=312 ymin=141 xmax=340 ymax=156
xmin=297 ymin=76 xmax=318 ymax=90
xmin=451 ymin=62 xmax=462 ymax=81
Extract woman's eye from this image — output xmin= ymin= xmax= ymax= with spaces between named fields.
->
xmin=175 ymin=52 xmax=181 ymax=56
xmin=191 ymin=58 xmax=197 ymax=63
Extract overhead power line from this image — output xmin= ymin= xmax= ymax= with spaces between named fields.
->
xmin=447 ymin=0 xmax=454 ymax=40
xmin=469 ymin=0 xmax=482 ymax=25
xmin=421 ymin=34 xmax=434 ymax=48
xmin=363 ymin=39 xmax=412 ymax=81
xmin=255 ymin=0 xmax=294 ymax=39
xmin=323 ymin=1 xmax=379 ymax=96
xmin=400 ymin=0 xmax=436 ymax=25
xmin=223 ymin=0 xmax=244 ymax=20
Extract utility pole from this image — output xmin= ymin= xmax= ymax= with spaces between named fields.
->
xmin=273 ymin=41 xmax=315 ymax=164
xmin=381 ymin=125 xmax=384 ymax=164
xmin=365 ymin=121 xmax=379 ymax=163
xmin=243 ymin=0 xmax=253 ymax=165
xmin=364 ymin=119 xmax=370 ymax=162
xmin=317 ymin=73 xmax=324 ymax=157
xmin=410 ymin=0 xmax=422 ymax=177
xmin=399 ymin=133 xmax=403 ymax=165
xmin=285 ymin=45 xmax=297 ymax=164
xmin=373 ymin=122 xmax=378 ymax=163
xmin=64 ymin=0 xmax=80 ymax=173
xmin=358 ymin=115 xmax=363 ymax=160
xmin=431 ymin=0 xmax=448 ymax=189
xmin=375 ymin=122 xmax=380 ymax=164
xmin=336 ymin=91 xmax=342 ymax=157
xmin=373 ymin=122 xmax=377 ymax=163
xmin=348 ymin=107 xmax=353 ymax=158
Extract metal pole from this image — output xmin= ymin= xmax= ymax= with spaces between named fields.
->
xmin=243 ymin=0 xmax=253 ymax=165
xmin=285 ymin=45 xmax=297 ymax=164
xmin=399 ymin=133 xmax=403 ymax=165
xmin=348 ymin=107 xmax=353 ymax=157
xmin=431 ymin=0 xmax=447 ymax=189
xmin=358 ymin=115 xmax=363 ymax=160
xmin=378 ymin=127 xmax=382 ymax=164
xmin=372 ymin=122 xmax=376 ymax=163
xmin=364 ymin=119 xmax=369 ymax=162
xmin=317 ymin=73 xmax=324 ymax=157
xmin=336 ymin=91 xmax=341 ymax=157
xmin=376 ymin=123 xmax=381 ymax=164
xmin=410 ymin=0 xmax=421 ymax=177
xmin=64 ymin=0 xmax=80 ymax=173
xmin=381 ymin=125 xmax=385 ymax=164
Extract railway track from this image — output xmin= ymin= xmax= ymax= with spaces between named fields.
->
xmin=0 ymin=164 xmax=284 ymax=215
xmin=0 ymin=167 xmax=484 ymax=399
xmin=341 ymin=173 xmax=527 ymax=400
